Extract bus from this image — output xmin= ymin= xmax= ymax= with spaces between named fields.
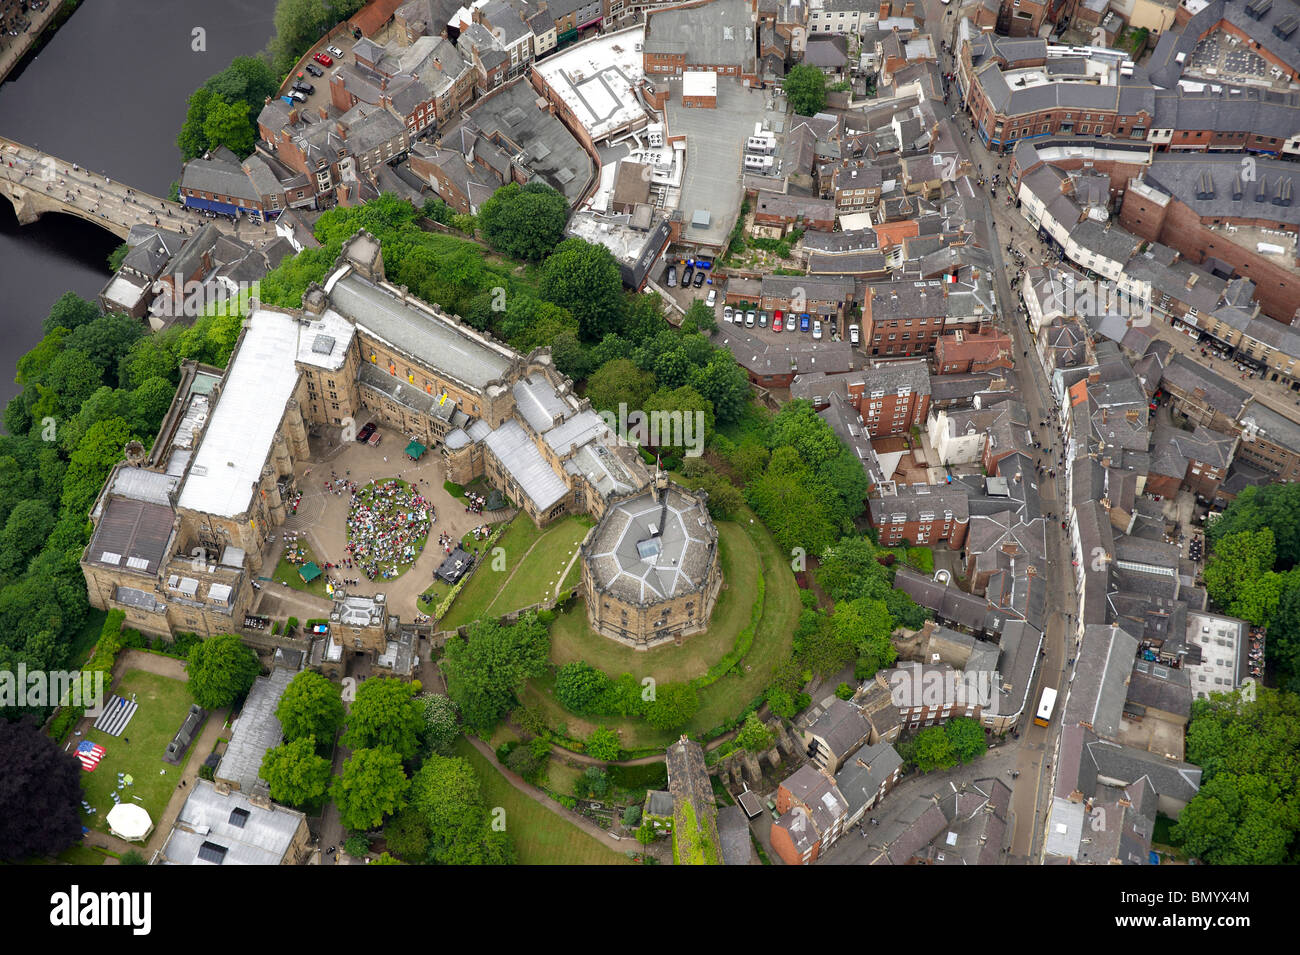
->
xmin=1034 ymin=687 xmax=1058 ymax=727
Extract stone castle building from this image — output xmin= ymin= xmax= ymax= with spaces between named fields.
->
xmin=580 ymin=470 xmax=722 ymax=649
xmin=80 ymin=228 xmax=649 ymax=649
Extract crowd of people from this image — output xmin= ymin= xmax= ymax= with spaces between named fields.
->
xmin=464 ymin=491 xmax=487 ymax=515
xmin=346 ymin=479 xmax=434 ymax=581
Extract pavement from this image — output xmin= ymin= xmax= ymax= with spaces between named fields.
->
xmin=0 ymin=0 xmax=61 ymax=85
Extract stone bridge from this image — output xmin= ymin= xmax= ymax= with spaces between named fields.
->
xmin=0 ymin=135 xmax=259 ymax=242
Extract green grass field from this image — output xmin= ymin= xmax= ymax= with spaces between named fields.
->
xmin=456 ymin=738 xmax=631 ymax=865
xmin=439 ymin=515 xmax=592 ymax=630
xmin=526 ymin=510 xmax=800 ymax=750
xmin=273 ymin=539 xmax=330 ymax=599
xmin=78 ymin=669 xmax=200 ymax=838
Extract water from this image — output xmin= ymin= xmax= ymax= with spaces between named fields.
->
xmin=0 ymin=0 xmax=275 ymax=409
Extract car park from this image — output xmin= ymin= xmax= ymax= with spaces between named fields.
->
xmin=722 ymin=304 xmax=732 ymax=321
xmin=706 ymin=288 xmax=718 ymax=307
xmin=682 ymin=264 xmax=694 ymax=286
xmin=289 ymin=90 xmax=307 ymax=102
xmin=799 ymin=314 xmax=810 ymax=332
xmin=849 ymin=324 xmax=860 ymax=345
xmin=304 ymin=63 xmax=324 ymax=77
xmin=733 ymin=308 xmax=744 ymax=325
xmin=812 ymin=320 xmax=823 ymax=340
xmin=328 ymin=45 xmax=345 ymax=58
xmin=758 ymin=310 xmax=768 ymax=328
xmin=773 ymin=313 xmax=783 ymax=332
xmin=746 ymin=310 xmax=756 ymax=328
xmin=666 ymin=265 xmax=677 ymax=287
xmin=356 ymin=422 xmax=377 ymax=443
xmin=693 ymin=270 xmax=706 ymax=288
xmin=313 ymin=52 xmax=333 ymax=66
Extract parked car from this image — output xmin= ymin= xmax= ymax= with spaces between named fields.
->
xmin=313 ymin=52 xmax=333 ymax=66
xmin=288 ymin=89 xmax=307 ymax=102
xmin=706 ymin=288 xmax=718 ymax=307
xmin=773 ymin=313 xmax=783 ymax=332
xmin=666 ymin=265 xmax=677 ymax=287
xmin=693 ymin=270 xmax=706 ymax=288
xmin=849 ymin=324 xmax=860 ymax=345
xmin=328 ymin=45 xmax=345 ymax=58
xmin=758 ymin=310 xmax=768 ymax=328
xmin=799 ymin=314 xmax=810 ymax=332
xmin=304 ymin=63 xmax=324 ymax=77
xmin=368 ymin=430 xmax=382 ymax=447
xmin=746 ymin=310 xmax=756 ymax=328
xmin=356 ymin=422 xmax=377 ymax=443
xmin=722 ymin=304 xmax=733 ymax=321
xmin=682 ymin=264 xmax=695 ymax=286
xmin=293 ymin=82 xmax=315 ymax=95
xmin=812 ymin=320 xmax=823 ymax=340
xmin=733 ymin=308 xmax=744 ymax=325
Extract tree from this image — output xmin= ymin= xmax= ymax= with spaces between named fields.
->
xmin=275 ymin=670 xmax=345 ymax=745
xmin=120 ymin=850 xmax=147 ymax=865
xmin=555 ymin=661 xmax=613 ymax=715
xmin=505 ymin=743 xmax=544 ymax=781
xmin=1203 ymin=529 xmax=1275 ymax=610
xmin=785 ymin=64 xmax=828 ymax=116
xmin=178 ymin=87 xmax=217 ymax=160
xmin=644 ymin=682 xmax=699 ymax=731
xmin=409 ymin=755 xmax=515 ymax=865
xmin=202 ymin=96 xmax=256 ymax=157
xmin=575 ymin=766 xmax=610 ymax=798
xmin=944 ymin=717 xmax=988 ymax=764
xmin=342 ymin=677 xmax=424 ymax=761
xmin=911 ymin=726 xmax=958 ymax=773
xmin=443 ymin=614 xmax=551 ymax=731
xmin=584 ymin=725 xmax=622 ymax=761
xmin=689 ymin=354 xmax=750 ymax=427
xmin=682 ymin=299 xmax=716 ymax=333
xmin=65 ymin=312 xmax=145 ymax=380
xmin=636 ymin=822 xmax=657 ymax=845
xmin=0 ymin=500 xmax=55 ymax=577
xmin=43 ymin=292 xmax=100 ymax=336
xmin=108 ymin=243 xmax=130 ymax=273
xmin=769 ymin=399 xmax=843 ymax=470
xmin=539 ymin=237 xmax=626 ymax=341
xmin=0 ymin=717 xmax=84 ymax=861
xmin=268 ymin=0 xmax=333 ymax=76
xmin=734 ymin=713 xmax=775 ymax=753
xmin=831 ymin=597 xmax=897 ymax=669
xmin=383 ymin=807 xmax=431 ymax=863
xmin=260 ymin=736 xmax=331 ymax=808
xmin=331 ymin=747 xmax=409 ymax=832
xmin=186 ymin=633 xmax=260 ymax=709
xmin=584 ymin=359 xmax=656 ymax=417
xmin=477 ymin=182 xmax=569 ymax=260
xmin=793 ymin=608 xmax=855 ymax=678
xmin=644 ymin=386 xmax=715 ymax=457
xmin=417 ymin=693 xmax=461 ymax=757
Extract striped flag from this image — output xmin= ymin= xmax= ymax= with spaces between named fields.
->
xmin=76 ymin=741 xmax=106 ymax=772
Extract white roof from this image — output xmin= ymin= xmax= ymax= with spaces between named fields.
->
xmin=177 ymin=310 xmax=303 ymax=518
xmin=106 ymin=802 xmax=153 ymax=841
xmin=295 ymin=310 xmax=355 ymax=370
xmin=683 ymin=70 xmax=717 ymax=98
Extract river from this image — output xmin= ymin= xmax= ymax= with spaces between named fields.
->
xmin=0 ymin=0 xmax=275 ymax=409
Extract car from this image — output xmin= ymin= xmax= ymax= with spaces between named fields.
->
xmin=706 ymin=288 xmax=718 ymax=307
xmin=288 ymin=89 xmax=307 ymax=102
xmin=304 ymin=63 xmax=324 ymax=77
xmin=693 ymin=270 xmax=706 ymax=288
xmin=328 ymin=45 xmax=345 ymax=58
xmin=313 ymin=52 xmax=333 ymax=66
xmin=356 ymin=422 xmax=377 ymax=443
xmin=773 ymin=313 xmax=783 ymax=332
xmin=799 ymin=314 xmax=810 ymax=332
xmin=812 ymin=320 xmax=823 ymax=340
xmin=733 ymin=308 xmax=744 ymax=325
xmin=293 ymin=82 xmax=315 ymax=95
xmin=666 ymin=265 xmax=677 ymax=287
xmin=849 ymin=324 xmax=860 ymax=345
xmin=758 ymin=310 xmax=768 ymax=328
xmin=368 ymin=430 xmax=382 ymax=447
xmin=682 ymin=264 xmax=695 ymax=286
xmin=746 ymin=310 xmax=756 ymax=328
xmin=723 ymin=304 xmax=733 ymax=321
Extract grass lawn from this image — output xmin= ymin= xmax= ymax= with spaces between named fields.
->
xmin=528 ymin=510 xmax=800 ymax=750
xmin=78 ymin=669 xmax=200 ymax=837
xmin=24 ymin=844 xmax=111 ymax=865
xmin=439 ymin=515 xmax=591 ymax=630
xmin=273 ymin=539 xmax=330 ymax=599
xmin=455 ymin=738 xmax=631 ymax=865
xmin=347 ymin=478 xmax=432 ymax=581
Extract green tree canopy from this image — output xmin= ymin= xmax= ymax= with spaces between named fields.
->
xmin=584 ymin=359 xmax=656 ymax=417
xmin=332 ymin=746 xmax=410 ymax=832
xmin=644 ymin=682 xmax=699 ymax=731
xmin=785 ymin=64 xmax=828 ymax=116
xmin=539 ymin=237 xmax=626 ymax=341
xmin=186 ymin=633 xmax=260 ymax=709
xmin=342 ymin=677 xmax=424 ymax=761
xmin=409 ymin=754 xmax=515 ymax=864
xmin=443 ymin=613 xmax=551 ymax=731
xmin=417 ymin=693 xmax=461 ymax=757
xmin=478 ymin=182 xmax=569 ymax=260
xmin=260 ymin=735 xmax=331 ymax=808
xmin=584 ymin=725 xmax=622 ymax=761
xmin=735 ymin=713 xmax=775 ymax=753
xmin=275 ymin=670 xmax=345 ymax=745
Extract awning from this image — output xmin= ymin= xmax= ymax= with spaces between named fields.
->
xmin=405 ymin=440 xmax=427 ymax=459
xmin=299 ymin=561 xmax=322 ymax=583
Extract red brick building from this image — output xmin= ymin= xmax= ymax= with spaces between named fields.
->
xmin=933 ymin=328 xmax=1014 ymax=374
xmin=845 ymin=360 xmax=931 ymax=438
